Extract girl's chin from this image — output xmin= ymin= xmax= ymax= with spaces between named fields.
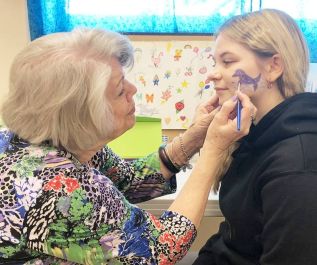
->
xmin=218 ymin=94 xmax=235 ymax=105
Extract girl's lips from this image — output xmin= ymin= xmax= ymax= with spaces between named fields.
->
xmin=214 ymin=87 xmax=228 ymax=91
xmin=215 ymin=87 xmax=229 ymax=94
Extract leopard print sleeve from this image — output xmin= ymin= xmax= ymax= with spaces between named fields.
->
xmin=89 ymin=146 xmax=177 ymax=203
xmin=0 ymin=143 xmax=196 ymax=264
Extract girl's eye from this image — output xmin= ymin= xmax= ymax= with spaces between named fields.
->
xmin=223 ymin=60 xmax=233 ymax=65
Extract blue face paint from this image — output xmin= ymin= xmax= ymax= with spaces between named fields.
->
xmin=232 ymin=69 xmax=261 ymax=90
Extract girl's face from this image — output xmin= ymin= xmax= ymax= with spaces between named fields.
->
xmin=207 ymin=33 xmax=269 ymax=105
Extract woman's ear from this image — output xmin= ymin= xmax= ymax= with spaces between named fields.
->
xmin=265 ymin=54 xmax=284 ymax=82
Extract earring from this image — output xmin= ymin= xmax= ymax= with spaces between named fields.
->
xmin=267 ymin=81 xmax=273 ymax=89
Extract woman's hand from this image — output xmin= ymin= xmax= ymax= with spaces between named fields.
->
xmin=203 ymin=91 xmax=256 ymax=153
xmin=183 ymin=93 xmax=220 ymax=150
xmin=192 ymin=93 xmax=220 ymax=128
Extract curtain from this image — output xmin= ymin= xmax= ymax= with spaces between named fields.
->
xmin=27 ymin=0 xmax=250 ymax=37
xmin=27 ymin=0 xmax=316 ymax=62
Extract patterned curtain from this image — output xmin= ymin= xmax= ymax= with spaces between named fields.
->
xmin=27 ymin=0 xmax=316 ymax=62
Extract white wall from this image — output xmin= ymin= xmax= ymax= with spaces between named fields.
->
xmin=0 ymin=0 xmax=29 ymax=112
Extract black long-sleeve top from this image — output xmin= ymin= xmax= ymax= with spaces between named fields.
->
xmin=195 ymin=93 xmax=317 ymax=265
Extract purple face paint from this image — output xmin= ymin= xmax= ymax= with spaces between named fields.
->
xmin=232 ymin=69 xmax=261 ymax=90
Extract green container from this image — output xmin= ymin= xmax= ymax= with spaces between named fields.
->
xmin=107 ymin=116 xmax=162 ymax=159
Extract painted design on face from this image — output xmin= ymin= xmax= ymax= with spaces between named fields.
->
xmin=232 ymin=69 xmax=261 ymax=90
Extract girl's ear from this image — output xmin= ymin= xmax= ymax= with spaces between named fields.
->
xmin=265 ymin=54 xmax=284 ymax=82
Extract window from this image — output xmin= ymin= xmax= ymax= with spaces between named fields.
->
xmin=27 ymin=0 xmax=317 ymax=62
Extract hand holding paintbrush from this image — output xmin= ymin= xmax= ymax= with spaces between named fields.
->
xmin=237 ymin=82 xmax=242 ymax=131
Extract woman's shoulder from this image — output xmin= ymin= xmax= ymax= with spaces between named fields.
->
xmin=0 ymin=134 xmax=86 ymax=184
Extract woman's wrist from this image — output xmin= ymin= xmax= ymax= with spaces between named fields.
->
xmin=158 ymin=145 xmax=180 ymax=173
xmin=164 ymin=131 xmax=198 ymax=172
xmin=199 ymin=144 xmax=226 ymax=160
xmin=163 ymin=123 xmax=209 ymax=173
xmin=180 ymin=126 xmax=204 ymax=156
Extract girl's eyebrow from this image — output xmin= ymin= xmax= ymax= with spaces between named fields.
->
xmin=219 ymin=51 xmax=235 ymax=58
xmin=212 ymin=52 xmax=235 ymax=62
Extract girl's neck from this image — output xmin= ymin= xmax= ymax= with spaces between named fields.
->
xmin=252 ymin=85 xmax=285 ymax=124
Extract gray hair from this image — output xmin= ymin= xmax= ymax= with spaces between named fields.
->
xmin=216 ymin=8 xmax=309 ymax=97
xmin=1 ymin=28 xmax=134 ymax=153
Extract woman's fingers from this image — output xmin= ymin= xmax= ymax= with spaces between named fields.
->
xmin=196 ymin=93 xmax=219 ymax=113
xmin=204 ymin=93 xmax=220 ymax=112
xmin=237 ymin=91 xmax=257 ymax=132
xmin=213 ymin=96 xmax=238 ymax=125
xmin=192 ymin=93 xmax=219 ymax=126
xmin=214 ymin=92 xmax=256 ymax=130
xmin=203 ymin=92 xmax=256 ymax=152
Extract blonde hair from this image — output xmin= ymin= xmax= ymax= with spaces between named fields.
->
xmin=213 ymin=143 xmax=237 ymax=193
xmin=213 ymin=9 xmax=310 ymax=192
xmin=217 ymin=8 xmax=309 ymax=98
xmin=1 ymin=28 xmax=134 ymax=153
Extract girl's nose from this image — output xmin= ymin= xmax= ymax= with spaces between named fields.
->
xmin=205 ymin=71 xmax=222 ymax=84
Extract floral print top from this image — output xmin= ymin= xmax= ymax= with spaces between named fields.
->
xmin=0 ymin=128 xmax=197 ymax=265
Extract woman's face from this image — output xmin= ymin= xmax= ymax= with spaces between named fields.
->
xmin=207 ymin=33 xmax=269 ymax=105
xmin=106 ymin=58 xmax=137 ymax=140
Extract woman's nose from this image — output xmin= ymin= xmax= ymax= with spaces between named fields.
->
xmin=126 ymin=81 xmax=137 ymax=101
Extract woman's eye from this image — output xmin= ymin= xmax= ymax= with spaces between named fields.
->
xmin=118 ymin=79 xmax=125 ymax=96
xmin=119 ymin=89 xmax=125 ymax=96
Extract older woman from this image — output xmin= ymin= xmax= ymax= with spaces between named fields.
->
xmin=0 ymin=28 xmax=254 ymax=264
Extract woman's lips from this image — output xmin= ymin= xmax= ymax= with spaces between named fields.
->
xmin=128 ymin=106 xmax=135 ymax=115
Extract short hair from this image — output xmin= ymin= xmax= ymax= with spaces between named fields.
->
xmin=216 ymin=9 xmax=309 ymax=98
xmin=1 ymin=28 xmax=134 ymax=153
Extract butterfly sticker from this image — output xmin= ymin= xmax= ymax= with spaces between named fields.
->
xmin=146 ymin=93 xmax=154 ymax=103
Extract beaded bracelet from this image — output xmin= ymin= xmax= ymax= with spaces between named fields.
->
xmin=179 ymin=134 xmax=190 ymax=162
xmin=158 ymin=145 xmax=180 ymax=174
xmin=178 ymin=134 xmax=193 ymax=171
